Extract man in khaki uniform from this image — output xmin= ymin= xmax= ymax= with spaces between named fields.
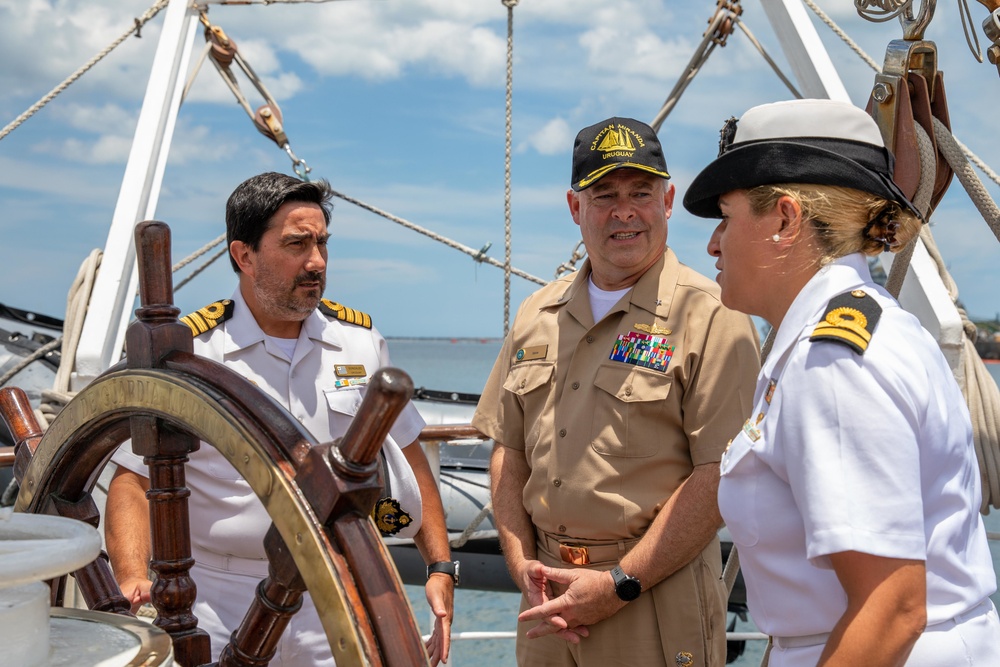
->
xmin=472 ymin=117 xmax=759 ymax=667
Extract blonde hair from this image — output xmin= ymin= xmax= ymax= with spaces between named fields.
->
xmin=745 ymin=184 xmax=921 ymax=264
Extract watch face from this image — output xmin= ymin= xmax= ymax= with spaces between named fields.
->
xmin=612 ymin=566 xmax=641 ymax=601
xmin=616 ymin=577 xmax=642 ymax=601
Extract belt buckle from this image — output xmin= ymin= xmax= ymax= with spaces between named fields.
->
xmin=559 ymin=543 xmax=590 ymax=565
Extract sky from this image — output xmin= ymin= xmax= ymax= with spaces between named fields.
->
xmin=1 ymin=0 xmax=998 ymax=340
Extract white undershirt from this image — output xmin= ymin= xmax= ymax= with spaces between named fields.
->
xmin=266 ymin=334 xmax=298 ymax=361
xmin=588 ymin=275 xmax=631 ymax=322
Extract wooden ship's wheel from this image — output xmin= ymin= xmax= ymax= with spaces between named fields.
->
xmin=0 ymin=221 xmax=429 ymax=667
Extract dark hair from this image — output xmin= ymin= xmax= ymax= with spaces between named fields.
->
xmin=225 ymin=172 xmax=334 ymax=273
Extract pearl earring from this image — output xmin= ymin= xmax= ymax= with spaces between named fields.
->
xmin=771 ymin=234 xmax=780 ymax=242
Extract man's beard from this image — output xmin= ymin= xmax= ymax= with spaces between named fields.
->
xmin=252 ymin=268 xmax=325 ymax=321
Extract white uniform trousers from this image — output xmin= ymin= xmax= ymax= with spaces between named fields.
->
xmin=190 ymin=554 xmax=334 ymax=667
xmin=769 ymin=598 xmax=1000 ymax=667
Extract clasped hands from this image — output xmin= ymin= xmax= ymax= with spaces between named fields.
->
xmin=515 ymin=560 xmax=627 ymax=643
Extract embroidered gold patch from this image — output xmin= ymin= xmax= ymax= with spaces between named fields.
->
xmin=633 ymin=323 xmax=672 ymax=335
xmin=180 ymin=299 xmax=234 ymax=336
xmin=675 ymin=651 xmax=694 ymax=666
xmin=372 ymin=497 xmax=413 ymax=536
xmin=319 ymin=299 xmax=372 ymax=329
xmin=809 ymin=291 xmax=882 ymax=354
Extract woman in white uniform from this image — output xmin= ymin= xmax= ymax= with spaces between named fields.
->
xmin=682 ymin=98 xmax=1000 ymax=666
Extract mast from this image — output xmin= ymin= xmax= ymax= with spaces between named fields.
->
xmin=72 ymin=0 xmax=201 ymax=390
xmin=760 ymin=0 xmax=966 ymax=378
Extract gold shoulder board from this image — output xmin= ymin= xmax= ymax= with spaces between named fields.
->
xmin=809 ymin=290 xmax=882 ymax=354
xmin=319 ymin=299 xmax=373 ymax=329
xmin=180 ymin=299 xmax=235 ymax=336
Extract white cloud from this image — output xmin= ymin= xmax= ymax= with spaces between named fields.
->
xmin=523 ymin=117 xmax=574 ymax=156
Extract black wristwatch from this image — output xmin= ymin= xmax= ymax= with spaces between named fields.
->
xmin=427 ymin=560 xmax=461 ymax=586
xmin=610 ymin=565 xmax=641 ymax=601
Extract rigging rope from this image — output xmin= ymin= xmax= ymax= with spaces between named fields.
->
xmin=650 ymin=8 xmax=729 ymax=132
xmin=928 ymin=117 xmax=1000 ymax=510
xmin=173 ymin=233 xmax=228 ymax=274
xmin=502 ymin=0 xmax=519 ymax=338
xmin=734 ymin=19 xmax=803 ymax=99
xmin=0 ymin=0 xmax=170 ymax=142
xmin=328 ymin=189 xmax=545 ymax=286
xmin=174 ymin=247 xmax=229 ymax=293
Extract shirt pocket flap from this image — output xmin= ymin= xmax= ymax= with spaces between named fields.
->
xmin=323 ymin=386 xmax=363 ymax=416
xmin=594 ymin=363 xmax=671 ymax=403
xmin=502 ymin=362 xmax=554 ymax=396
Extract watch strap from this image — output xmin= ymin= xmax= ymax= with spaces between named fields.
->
xmin=426 ymin=560 xmax=460 ymax=586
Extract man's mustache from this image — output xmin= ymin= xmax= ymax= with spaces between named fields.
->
xmin=294 ymin=272 xmax=324 ymax=286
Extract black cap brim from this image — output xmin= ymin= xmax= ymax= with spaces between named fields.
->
xmin=682 ymin=139 xmax=919 ymax=219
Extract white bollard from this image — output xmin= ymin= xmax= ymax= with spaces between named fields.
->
xmin=0 ymin=508 xmax=102 ymax=666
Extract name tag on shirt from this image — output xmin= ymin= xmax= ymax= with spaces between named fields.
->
xmin=335 ymin=364 xmax=367 ymax=377
xmin=515 ymin=345 xmax=548 ymax=362
xmin=610 ymin=332 xmax=674 ymax=372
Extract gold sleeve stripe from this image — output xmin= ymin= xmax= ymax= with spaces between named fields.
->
xmin=810 ymin=326 xmax=870 ymax=352
xmin=180 ymin=312 xmax=207 ymax=336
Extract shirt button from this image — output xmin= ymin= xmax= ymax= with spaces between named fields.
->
xmin=519 ymin=379 xmax=526 ymax=389
xmin=559 ymin=428 xmax=567 ymax=437
xmin=586 ymin=336 xmax=595 ymax=343
xmin=558 ymin=525 xmax=567 ymax=533
xmin=572 ymin=382 xmax=580 ymax=390
xmin=624 ymin=386 xmax=633 ymax=396
xmin=553 ymin=478 xmax=562 ymax=487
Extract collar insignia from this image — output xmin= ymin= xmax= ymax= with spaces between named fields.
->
xmin=764 ymin=378 xmax=776 ymax=404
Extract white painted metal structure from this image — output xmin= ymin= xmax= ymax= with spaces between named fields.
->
xmin=72 ymin=0 xmax=201 ymax=390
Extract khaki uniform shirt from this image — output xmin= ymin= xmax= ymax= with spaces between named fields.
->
xmin=473 ymin=249 xmax=759 ymax=541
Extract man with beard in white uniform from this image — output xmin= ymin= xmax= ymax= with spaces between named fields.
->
xmin=105 ymin=172 xmax=457 ymax=666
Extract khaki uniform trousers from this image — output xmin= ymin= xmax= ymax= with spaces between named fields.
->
xmin=515 ymin=536 xmax=728 ymax=667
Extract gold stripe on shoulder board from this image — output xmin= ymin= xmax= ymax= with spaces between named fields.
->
xmin=809 ymin=290 xmax=882 ymax=354
xmin=319 ymin=299 xmax=373 ymax=329
xmin=180 ymin=299 xmax=234 ymax=336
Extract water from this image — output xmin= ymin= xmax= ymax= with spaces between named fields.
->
xmin=388 ymin=338 xmax=1000 ymax=666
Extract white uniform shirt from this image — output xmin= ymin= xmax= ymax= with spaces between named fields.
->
xmin=719 ymin=253 xmax=996 ymax=638
xmin=113 ymin=287 xmax=427 ymax=559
